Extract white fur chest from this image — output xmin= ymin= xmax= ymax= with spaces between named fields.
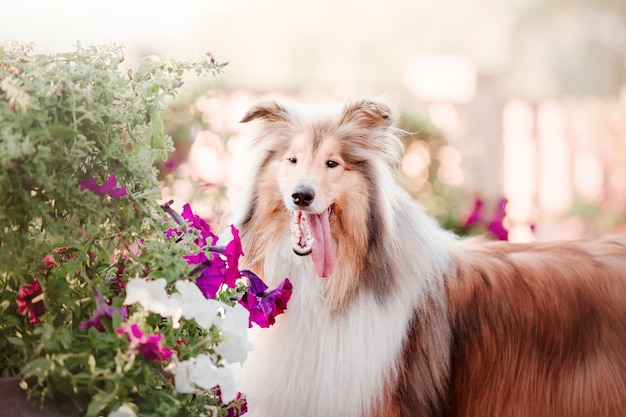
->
xmin=242 ymin=237 xmax=417 ymax=417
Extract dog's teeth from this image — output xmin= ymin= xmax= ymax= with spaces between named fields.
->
xmin=306 ymin=238 xmax=314 ymax=249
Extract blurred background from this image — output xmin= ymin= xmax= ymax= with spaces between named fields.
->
xmin=3 ymin=0 xmax=626 ymax=242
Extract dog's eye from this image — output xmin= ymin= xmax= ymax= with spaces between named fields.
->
xmin=288 ymin=157 xmax=297 ymax=164
xmin=326 ymin=160 xmax=339 ymax=168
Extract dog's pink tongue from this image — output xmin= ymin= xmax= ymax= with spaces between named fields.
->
xmin=304 ymin=210 xmax=334 ymax=278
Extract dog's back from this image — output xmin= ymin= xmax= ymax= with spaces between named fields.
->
xmin=443 ymin=237 xmax=626 ymax=417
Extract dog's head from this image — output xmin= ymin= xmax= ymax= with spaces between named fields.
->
xmin=241 ymin=98 xmax=400 ymax=278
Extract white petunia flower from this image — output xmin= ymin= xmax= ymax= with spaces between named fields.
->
xmin=124 ymin=277 xmax=183 ymax=327
xmin=169 ymin=353 xmax=240 ymax=403
xmin=214 ymin=303 xmax=254 ymax=364
xmin=108 ymin=404 xmax=137 ymax=417
xmin=168 ymin=355 xmax=196 ymax=394
xmin=174 ymin=279 xmax=222 ymax=329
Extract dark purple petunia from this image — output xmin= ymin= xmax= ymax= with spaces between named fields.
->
xmin=183 ymin=251 xmax=227 ymax=299
xmin=161 ymin=200 xmax=185 ymax=226
xmin=116 ymin=323 xmax=173 ymax=362
xmin=78 ymin=288 xmax=128 ymax=332
xmin=239 ymin=271 xmax=292 ymax=328
xmin=78 ymin=174 xmax=127 ymax=201
xmin=196 ymin=257 xmax=228 ymax=299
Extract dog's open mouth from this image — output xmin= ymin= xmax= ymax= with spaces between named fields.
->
xmin=290 ymin=208 xmax=335 ymax=278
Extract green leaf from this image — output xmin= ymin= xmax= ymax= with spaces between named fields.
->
xmin=85 ymin=389 xmax=117 ymax=417
xmin=7 ymin=336 xmax=25 ymax=349
xmin=49 ymin=125 xmax=78 ymax=140
xmin=24 ymin=357 xmax=51 ymax=379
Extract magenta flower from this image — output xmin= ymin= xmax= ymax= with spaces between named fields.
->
xmin=464 ymin=198 xmax=484 ymax=228
xmin=116 ymin=323 xmax=173 ymax=362
xmin=78 ymin=288 xmax=128 ymax=332
xmin=181 ymin=203 xmax=218 ymax=247
xmin=239 ymin=271 xmax=292 ymax=328
xmin=16 ymin=278 xmax=45 ymax=325
xmin=488 ymin=198 xmax=509 ymax=241
xmin=165 ymin=227 xmax=183 ymax=240
xmin=163 ymin=159 xmax=178 ymax=171
xmin=463 ymin=197 xmax=510 ymax=241
xmin=182 ymin=224 xmax=245 ymax=299
xmin=210 ymin=225 xmax=244 ymax=288
xmin=78 ymin=174 xmax=127 ymax=201
xmin=213 ymin=388 xmax=247 ymax=417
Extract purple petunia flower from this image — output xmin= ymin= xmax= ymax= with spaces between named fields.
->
xmin=78 ymin=174 xmax=127 ymax=201
xmin=196 ymin=263 xmax=227 ymax=299
xmin=116 ymin=323 xmax=173 ymax=362
xmin=184 ymin=251 xmax=228 ymax=299
xmin=161 ymin=200 xmax=185 ymax=226
xmin=239 ymin=271 xmax=292 ymax=328
xmin=78 ymin=288 xmax=128 ymax=332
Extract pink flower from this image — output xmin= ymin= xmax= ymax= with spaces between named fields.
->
xmin=78 ymin=174 xmax=127 ymax=201
xmin=41 ymin=247 xmax=71 ymax=268
xmin=41 ymin=254 xmax=57 ymax=267
xmin=239 ymin=271 xmax=292 ymax=328
xmin=116 ymin=323 xmax=173 ymax=362
xmin=78 ymin=288 xmax=128 ymax=332
xmin=16 ymin=279 xmax=45 ymax=324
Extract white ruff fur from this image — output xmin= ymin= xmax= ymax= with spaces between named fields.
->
xmin=242 ymin=188 xmax=451 ymax=417
xmin=234 ymin=97 xmax=453 ymax=417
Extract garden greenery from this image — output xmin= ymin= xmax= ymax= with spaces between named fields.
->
xmin=0 ymin=42 xmax=290 ymax=416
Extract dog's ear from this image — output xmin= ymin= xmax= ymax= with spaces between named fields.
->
xmin=340 ymin=98 xmax=394 ymax=130
xmin=240 ymin=100 xmax=288 ymax=123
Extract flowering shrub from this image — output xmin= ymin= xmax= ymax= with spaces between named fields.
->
xmin=0 ymin=43 xmax=290 ymax=416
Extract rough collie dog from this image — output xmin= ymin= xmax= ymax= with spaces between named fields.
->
xmin=236 ymin=98 xmax=626 ymax=417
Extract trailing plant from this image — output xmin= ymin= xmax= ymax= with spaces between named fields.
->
xmin=0 ymin=42 xmax=290 ymax=417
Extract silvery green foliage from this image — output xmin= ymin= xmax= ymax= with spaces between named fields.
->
xmin=0 ymin=43 xmax=247 ymax=417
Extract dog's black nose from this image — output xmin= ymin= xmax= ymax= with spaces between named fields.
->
xmin=292 ymin=186 xmax=315 ymax=207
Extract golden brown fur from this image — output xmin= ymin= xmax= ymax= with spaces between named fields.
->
xmin=237 ymin=97 xmax=626 ymax=417
xmin=442 ymin=237 xmax=626 ymax=417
